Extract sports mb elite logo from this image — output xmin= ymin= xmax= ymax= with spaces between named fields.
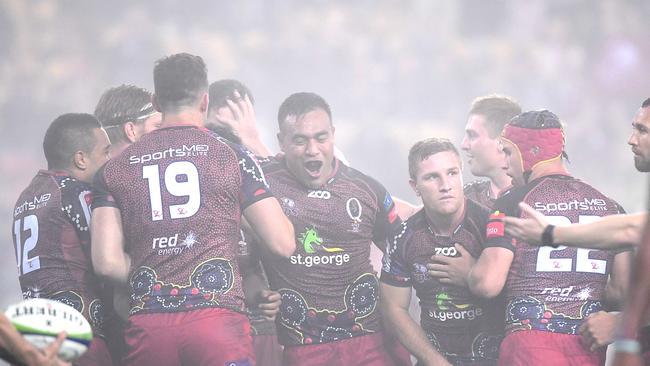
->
xmin=290 ymin=226 xmax=350 ymax=267
xmin=534 ymin=198 xmax=608 ymax=213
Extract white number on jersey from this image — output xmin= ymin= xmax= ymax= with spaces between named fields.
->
xmin=13 ymin=215 xmax=40 ymax=275
xmin=535 ymin=215 xmax=606 ymax=274
xmin=143 ymin=161 xmax=201 ymax=221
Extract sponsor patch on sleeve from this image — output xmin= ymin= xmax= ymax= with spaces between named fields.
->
xmin=388 ymin=207 xmax=398 ymax=224
xmin=486 ymin=211 xmax=505 ymax=238
xmin=383 ymin=194 xmax=394 ymax=211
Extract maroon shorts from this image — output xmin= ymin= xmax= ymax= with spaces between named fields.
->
xmin=383 ymin=332 xmax=412 ymax=366
xmin=498 ymin=330 xmax=605 ymax=366
xmin=252 ymin=334 xmax=283 ymax=366
xmin=283 ymin=332 xmax=397 ymax=366
xmin=75 ymin=336 xmax=112 ymax=366
xmin=123 ymin=308 xmax=254 ymax=366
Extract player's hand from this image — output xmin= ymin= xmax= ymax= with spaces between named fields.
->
xmin=256 ymin=290 xmax=281 ymax=321
xmin=25 ymin=332 xmax=71 ymax=366
xmin=611 ymin=351 xmax=643 ymax=366
xmin=578 ymin=311 xmax=619 ymax=351
xmin=218 ymin=91 xmax=259 ymax=141
xmin=426 ymin=244 xmax=475 ymax=287
xmin=503 ymin=202 xmax=549 ymax=245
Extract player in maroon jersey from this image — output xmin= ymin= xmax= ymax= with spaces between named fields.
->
xmin=208 ymin=79 xmax=284 ymax=366
xmin=12 ymin=113 xmax=112 ymax=365
xmin=246 ymin=92 xmax=408 ymax=366
xmin=94 ymin=84 xmax=161 ymax=157
xmin=460 ymin=95 xmax=521 ymax=209
xmin=90 ymin=53 xmax=295 ymax=366
xmin=381 ymin=138 xmax=504 ymax=366
xmin=466 ymin=110 xmax=632 ymax=365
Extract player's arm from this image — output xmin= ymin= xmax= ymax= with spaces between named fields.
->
xmin=91 ymin=206 xmax=131 ymax=284
xmin=612 ymin=214 xmax=650 ymax=366
xmin=379 ymin=283 xmax=452 ymax=366
xmin=393 ymin=197 xmax=421 ymax=220
xmin=504 ymin=202 xmax=644 ymax=249
xmin=607 ymin=249 xmax=633 ymax=309
xmin=243 ymin=197 xmax=295 ymax=258
xmin=0 ymin=314 xmax=69 ymax=366
xmin=427 ymin=243 xmax=476 ymax=288
xmin=468 ymin=247 xmax=513 ymax=298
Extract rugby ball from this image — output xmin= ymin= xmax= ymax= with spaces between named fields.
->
xmin=4 ymin=298 xmax=92 ymax=361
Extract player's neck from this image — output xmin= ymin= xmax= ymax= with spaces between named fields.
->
xmin=488 ymin=172 xmax=511 ymax=197
xmin=161 ymin=110 xmax=205 ymax=128
xmin=529 ymin=159 xmax=569 ymax=182
xmin=424 ymin=199 xmax=465 ymax=236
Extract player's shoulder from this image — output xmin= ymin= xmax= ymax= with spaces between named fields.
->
xmin=463 ymin=179 xmax=490 ymax=194
xmin=493 ymin=183 xmax=530 ymax=214
xmin=340 ymin=163 xmax=390 ymax=197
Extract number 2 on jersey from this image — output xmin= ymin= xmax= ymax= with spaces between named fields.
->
xmin=535 ymin=215 xmax=606 ymax=274
xmin=13 ymin=215 xmax=40 ymax=275
xmin=143 ymin=161 xmax=201 ymax=221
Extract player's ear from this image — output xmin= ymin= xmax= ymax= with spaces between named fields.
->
xmin=409 ymin=179 xmax=420 ymax=196
xmin=199 ymin=92 xmax=209 ymax=113
xmin=72 ymin=150 xmax=87 ymax=170
xmin=123 ymin=122 xmax=137 ymax=143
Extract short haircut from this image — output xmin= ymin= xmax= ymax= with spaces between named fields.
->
xmin=408 ymin=138 xmax=461 ymax=180
xmin=642 ymin=98 xmax=650 ymax=108
xmin=468 ymin=95 xmax=522 ymax=138
xmin=43 ymin=113 xmax=101 ymax=170
xmin=94 ymin=84 xmax=154 ymax=144
xmin=208 ymin=79 xmax=255 ymax=114
xmin=206 ymin=124 xmax=242 ymax=145
xmin=153 ymin=53 xmax=208 ymax=113
xmin=277 ymin=92 xmax=332 ymax=129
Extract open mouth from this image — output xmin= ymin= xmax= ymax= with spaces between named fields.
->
xmin=304 ymin=161 xmax=323 ymax=174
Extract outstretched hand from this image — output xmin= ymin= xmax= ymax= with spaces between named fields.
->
xmin=255 ymin=290 xmax=282 ymax=321
xmin=503 ymin=202 xmax=549 ymax=245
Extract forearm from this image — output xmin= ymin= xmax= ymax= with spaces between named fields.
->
xmin=554 ymin=213 xmax=644 ymax=249
xmin=619 ymin=217 xmax=650 ymax=339
xmin=382 ymin=304 xmax=448 ymax=365
xmin=0 ymin=316 xmax=40 ymax=365
xmin=241 ymin=133 xmax=273 ymax=158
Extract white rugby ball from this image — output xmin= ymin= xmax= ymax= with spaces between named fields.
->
xmin=5 ymin=298 xmax=93 ymax=361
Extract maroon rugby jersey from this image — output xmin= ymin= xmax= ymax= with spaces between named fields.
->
xmin=381 ymin=200 xmax=502 ymax=364
xmin=259 ymin=157 xmax=401 ymax=346
xmin=12 ymin=170 xmax=105 ymax=335
xmin=93 ymin=126 xmax=272 ymax=315
xmin=464 ymin=180 xmax=495 ymax=209
xmin=486 ymin=174 xmax=625 ymax=335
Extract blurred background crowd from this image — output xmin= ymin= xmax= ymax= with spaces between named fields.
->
xmin=0 ymin=0 xmax=648 ymax=312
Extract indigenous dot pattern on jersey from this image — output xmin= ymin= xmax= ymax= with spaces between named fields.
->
xmin=92 ymin=126 xmax=272 ymax=315
xmin=260 ymin=156 xmax=401 ymax=346
xmin=12 ymin=171 xmax=106 ymax=336
xmin=381 ymin=200 xmax=503 ymax=363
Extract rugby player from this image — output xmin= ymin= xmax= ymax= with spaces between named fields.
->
xmin=461 ymin=95 xmax=521 ymax=208
xmin=245 ymin=92 xmax=410 ymax=365
xmin=499 ymin=99 xmax=650 ymax=365
xmin=90 ymin=53 xmax=295 ymax=366
xmin=381 ymin=138 xmax=504 ymax=366
xmin=93 ymin=84 xmax=161 ymax=156
xmin=467 ymin=110 xmax=632 ymax=365
xmin=207 ymin=78 xmax=283 ymax=366
xmin=11 ymin=113 xmax=112 ymax=365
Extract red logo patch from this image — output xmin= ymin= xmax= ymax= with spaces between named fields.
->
xmin=388 ymin=207 xmax=398 ymax=224
xmin=254 ymin=188 xmax=266 ymax=196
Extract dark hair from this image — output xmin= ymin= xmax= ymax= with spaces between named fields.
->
xmin=206 ymin=123 xmax=242 ymax=145
xmin=43 ymin=113 xmax=101 ymax=170
xmin=508 ymin=109 xmax=562 ymax=129
xmin=94 ymin=84 xmax=154 ymax=144
xmin=642 ymin=98 xmax=650 ymax=108
xmin=408 ymin=138 xmax=461 ymax=180
xmin=208 ymin=79 xmax=255 ymax=113
xmin=277 ymin=92 xmax=332 ymax=129
xmin=469 ymin=95 xmax=522 ymax=138
xmin=153 ymin=53 xmax=208 ymax=113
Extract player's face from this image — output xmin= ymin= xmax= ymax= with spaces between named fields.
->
xmin=500 ymin=139 xmax=525 ymax=187
xmin=410 ymin=151 xmax=464 ymax=217
xmin=628 ymin=107 xmax=650 ymax=172
xmin=84 ymin=128 xmax=111 ymax=182
xmin=461 ymin=114 xmax=506 ymax=178
xmin=134 ymin=112 xmax=162 ymax=140
xmin=278 ymin=108 xmax=335 ymax=188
